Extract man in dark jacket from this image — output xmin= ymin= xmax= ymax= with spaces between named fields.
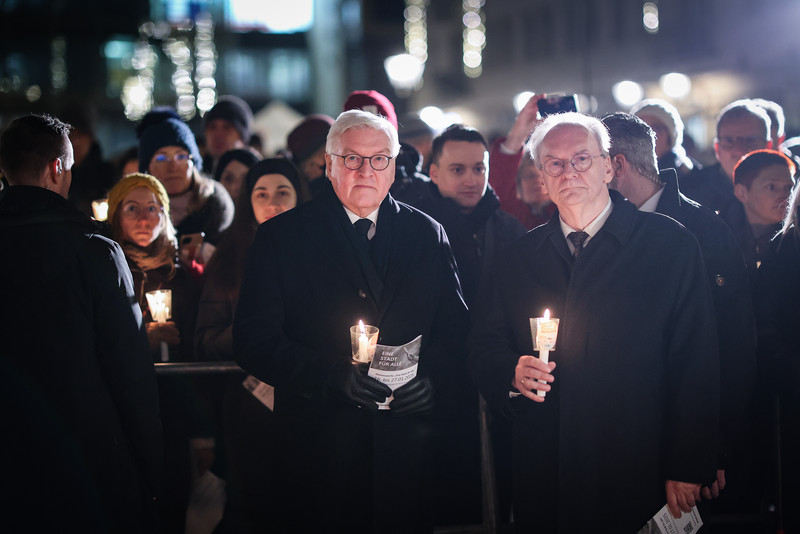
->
xmin=469 ymin=111 xmax=720 ymax=533
xmin=0 ymin=114 xmax=163 ymax=532
xmin=410 ymin=123 xmax=526 ymax=526
xmin=413 ymin=123 xmax=527 ymax=307
xmin=603 ymin=111 xmax=757 ymax=510
xmin=234 ymin=110 xmax=469 ymax=533
xmin=680 ymin=99 xmax=771 ymax=215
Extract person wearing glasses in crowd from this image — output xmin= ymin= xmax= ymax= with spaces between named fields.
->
xmin=137 ymin=110 xmax=234 ymax=265
xmin=234 ymin=110 xmax=469 ymax=533
xmin=469 ymin=109 xmax=720 ymax=533
xmin=681 ymin=99 xmax=772 ymax=214
xmin=105 ymin=172 xmax=219 ymax=533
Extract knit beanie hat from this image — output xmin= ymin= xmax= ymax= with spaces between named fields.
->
xmin=138 ymin=117 xmax=203 ymax=173
xmin=343 ymin=90 xmax=398 ymax=130
xmin=244 ymin=158 xmax=303 ymax=199
xmin=107 ymin=173 xmax=171 ymax=223
xmin=287 ymin=114 xmax=335 ymax=164
xmin=630 ymin=98 xmax=683 ymax=149
xmin=204 ymin=95 xmax=253 ymax=143
xmin=214 ymin=148 xmax=261 ymax=182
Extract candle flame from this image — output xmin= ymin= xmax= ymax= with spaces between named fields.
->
xmin=544 ymin=309 xmax=550 ymax=320
xmin=358 ymin=320 xmax=366 ymax=334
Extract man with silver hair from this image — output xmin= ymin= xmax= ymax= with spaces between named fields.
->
xmin=469 ymin=110 xmax=720 ymax=532
xmin=603 ymin=111 xmax=756 ymax=513
xmin=631 ymin=98 xmax=699 ymax=178
xmin=234 ymin=109 xmax=469 ymax=533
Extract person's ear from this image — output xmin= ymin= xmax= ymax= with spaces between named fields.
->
xmin=613 ymin=154 xmax=627 ymax=173
xmin=734 ymin=183 xmax=748 ymax=204
xmin=429 ymin=163 xmax=440 ymax=185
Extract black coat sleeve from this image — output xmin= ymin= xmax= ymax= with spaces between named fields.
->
xmin=83 ymin=235 xmax=164 ymax=496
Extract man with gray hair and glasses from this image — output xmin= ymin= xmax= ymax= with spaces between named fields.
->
xmin=469 ymin=108 xmax=720 ymax=532
xmin=603 ymin=111 xmax=757 ymax=515
xmin=234 ymin=109 xmax=469 ymax=533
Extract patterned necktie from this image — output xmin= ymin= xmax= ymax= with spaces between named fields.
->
xmin=354 ymin=218 xmax=372 ymax=241
xmin=567 ymin=231 xmax=589 ymax=258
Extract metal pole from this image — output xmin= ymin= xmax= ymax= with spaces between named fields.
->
xmin=153 ymin=361 xmax=244 ymax=375
xmin=479 ymin=394 xmax=498 ymax=534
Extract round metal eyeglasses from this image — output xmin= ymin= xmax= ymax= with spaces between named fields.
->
xmin=542 ymin=153 xmax=605 ymax=177
xmin=331 ymin=153 xmax=393 ymax=171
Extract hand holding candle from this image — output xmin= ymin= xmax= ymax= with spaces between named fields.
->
xmin=529 ymin=308 xmax=560 ymax=397
xmin=145 ymin=289 xmax=173 ymax=362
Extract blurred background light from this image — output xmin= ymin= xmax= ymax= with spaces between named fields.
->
xmin=612 ymin=80 xmax=644 ymax=107
xmin=643 ymin=2 xmax=659 ymax=34
xmin=384 ymin=53 xmax=425 ymax=92
xmin=659 ymin=72 xmax=691 ymax=99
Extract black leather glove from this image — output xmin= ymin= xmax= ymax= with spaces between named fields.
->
xmin=326 ymin=364 xmax=393 ymax=411
xmin=390 ymin=375 xmax=435 ymax=416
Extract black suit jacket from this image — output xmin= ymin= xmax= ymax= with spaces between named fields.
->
xmin=234 ymin=182 xmax=469 ymax=533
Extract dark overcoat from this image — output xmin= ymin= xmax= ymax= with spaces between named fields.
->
xmin=0 ymin=186 xmax=163 ymax=532
xmin=469 ymin=191 xmax=720 ymax=533
xmin=654 ymin=169 xmax=756 ymax=477
xmin=233 ymin=182 xmax=469 ymax=533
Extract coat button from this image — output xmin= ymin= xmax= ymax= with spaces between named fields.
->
xmin=715 ymin=275 xmax=725 ymax=287
xmin=358 ymin=289 xmax=367 ymax=299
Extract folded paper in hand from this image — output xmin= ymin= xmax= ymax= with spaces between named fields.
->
xmin=368 ymin=335 xmax=422 ymax=410
xmin=637 ymin=504 xmax=703 ymax=534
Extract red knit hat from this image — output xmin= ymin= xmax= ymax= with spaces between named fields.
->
xmin=343 ymin=90 xmax=398 ymax=130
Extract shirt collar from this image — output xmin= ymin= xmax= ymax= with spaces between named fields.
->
xmin=638 ymin=186 xmax=665 ymax=213
xmin=344 ymin=206 xmax=380 ymax=239
xmin=559 ymin=196 xmax=613 ymax=252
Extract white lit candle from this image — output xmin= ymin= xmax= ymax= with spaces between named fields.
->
xmin=91 ymin=199 xmax=109 ymax=221
xmin=358 ymin=320 xmax=369 ymax=363
xmin=145 ymin=290 xmax=172 ymax=362
xmin=530 ymin=308 xmax=560 ymax=398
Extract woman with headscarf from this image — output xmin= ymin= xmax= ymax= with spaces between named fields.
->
xmin=196 ymin=158 xmax=308 ymax=532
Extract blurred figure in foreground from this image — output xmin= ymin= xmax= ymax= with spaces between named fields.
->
xmin=0 ymin=114 xmax=162 ymax=532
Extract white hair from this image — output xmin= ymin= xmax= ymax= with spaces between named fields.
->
xmin=326 ymin=109 xmax=400 ymax=157
xmin=526 ymin=112 xmax=610 ymax=167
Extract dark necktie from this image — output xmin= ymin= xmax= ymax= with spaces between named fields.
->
xmin=567 ymin=231 xmax=589 ymax=258
xmin=354 ymin=218 xmax=372 ymax=242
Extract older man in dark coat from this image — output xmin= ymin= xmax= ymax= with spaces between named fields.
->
xmin=234 ymin=110 xmax=469 ymax=533
xmin=469 ymin=110 xmax=720 ymax=533
xmin=0 ymin=115 xmax=162 ymax=532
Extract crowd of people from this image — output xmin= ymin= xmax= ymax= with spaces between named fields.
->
xmin=1 ymin=88 xmax=799 ymax=534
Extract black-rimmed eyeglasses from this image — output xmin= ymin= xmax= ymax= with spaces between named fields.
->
xmin=331 ymin=153 xmax=393 ymax=171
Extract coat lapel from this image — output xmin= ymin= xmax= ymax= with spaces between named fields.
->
xmin=372 ymin=196 xmax=414 ymax=324
xmin=302 ymin=187 xmax=382 ymax=307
